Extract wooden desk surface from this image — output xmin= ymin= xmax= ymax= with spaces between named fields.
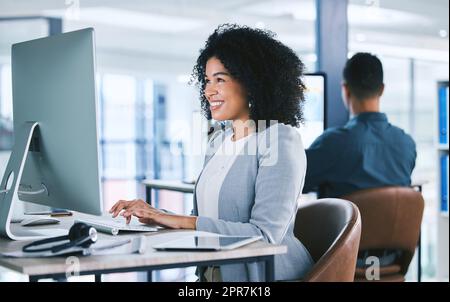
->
xmin=0 ymin=214 xmax=286 ymax=277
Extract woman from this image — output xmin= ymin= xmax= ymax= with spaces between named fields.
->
xmin=110 ymin=24 xmax=314 ymax=281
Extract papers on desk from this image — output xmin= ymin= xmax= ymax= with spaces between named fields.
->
xmin=0 ymin=236 xmax=146 ymax=258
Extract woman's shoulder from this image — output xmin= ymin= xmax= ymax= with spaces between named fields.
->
xmin=257 ymin=123 xmax=303 ymax=146
xmin=206 ymin=122 xmax=304 ymax=155
xmin=255 ymin=123 xmax=305 ymax=167
xmin=276 ymin=123 xmax=302 ymax=138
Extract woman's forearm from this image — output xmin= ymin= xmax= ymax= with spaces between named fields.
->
xmin=168 ymin=214 xmax=197 ymax=230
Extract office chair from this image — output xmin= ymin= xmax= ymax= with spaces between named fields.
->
xmin=294 ymin=198 xmax=362 ymax=282
xmin=342 ymin=187 xmax=425 ymax=282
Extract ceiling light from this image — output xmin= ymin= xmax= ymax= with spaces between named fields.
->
xmin=239 ymin=1 xmax=316 ymax=21
xmin=44 ymin=7 xmax=205 ymax=33
xmin=349 ymin=5 xmax=431 ymax=27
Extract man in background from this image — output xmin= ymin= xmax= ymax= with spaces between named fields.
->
xmin=303 ymin=52 xmax=416 ymax=198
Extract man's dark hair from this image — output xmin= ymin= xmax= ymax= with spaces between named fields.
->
xmin=343 ymin=52 xmax=384 ymax=100
xmin=191 ymin=24 xmax=306 ymax=127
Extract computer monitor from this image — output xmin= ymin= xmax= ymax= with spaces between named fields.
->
xmin=0 ymin=28 xmax=103 ymax=240
xmin=298 ymin=73 xmax=327 ymax=148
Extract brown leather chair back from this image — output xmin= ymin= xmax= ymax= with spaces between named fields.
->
xmin=294 ymin=198 xmax=361 ymax=282
xmin=342 ymin=186 xmax=424 ymax=276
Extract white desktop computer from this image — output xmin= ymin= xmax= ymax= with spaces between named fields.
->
xmin=0 ymin=28 xmax=103 ymax=240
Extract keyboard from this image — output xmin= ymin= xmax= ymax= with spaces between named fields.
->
xmin=76 ymin=215 xmax=160 ymax=235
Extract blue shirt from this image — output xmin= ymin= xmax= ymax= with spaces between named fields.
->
xmin=303 ymin=112 xmax=416 ymax=197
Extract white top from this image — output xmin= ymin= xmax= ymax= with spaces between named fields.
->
xmin=196 ymin=132 xmax=252 ymax=219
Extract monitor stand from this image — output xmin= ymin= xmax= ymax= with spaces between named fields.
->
xmin=0 ymin=122 xmax=67 ymax=240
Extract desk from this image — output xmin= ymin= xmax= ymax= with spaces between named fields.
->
xmin=142 ymin=179 xmax=195 ymax=207
xmin=0 ymin=214 xmax=285 ymax=282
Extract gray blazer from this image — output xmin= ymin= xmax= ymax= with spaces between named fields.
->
xmin=193 ymin=123 xmax=314 ymax=282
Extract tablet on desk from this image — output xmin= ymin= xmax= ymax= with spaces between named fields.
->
xmin=153 ymin=235 xmax=262 ymax=251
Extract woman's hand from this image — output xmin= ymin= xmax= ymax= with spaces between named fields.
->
xmin=109 ymin=199 xmax=197 ymax=229
xmin=109 ymin=199 xmax=149 ymax=221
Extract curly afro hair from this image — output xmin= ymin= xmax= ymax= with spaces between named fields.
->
xmin=191 ymin=24 xmax=306 ymax=128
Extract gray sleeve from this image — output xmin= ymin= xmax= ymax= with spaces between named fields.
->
xmin=196 ymin=127 xmax=306 ymax=244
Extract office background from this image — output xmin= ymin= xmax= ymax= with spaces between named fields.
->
xmin=0 ymin=0 xmax=448 ymax=282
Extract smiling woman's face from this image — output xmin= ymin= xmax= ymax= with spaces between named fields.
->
xmin=204 ymin=56 xmax=249 ymax=122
